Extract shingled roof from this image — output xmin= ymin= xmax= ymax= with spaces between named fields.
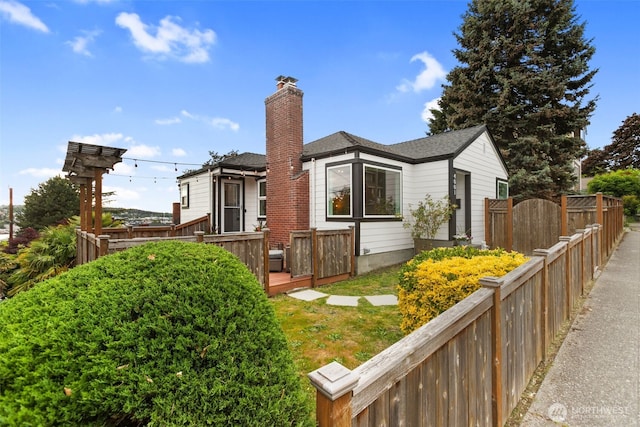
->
xmin=390 ymin=124 xmax=488 ymax=162
xmin=301 ymin=124 xmax=490 ymax=163
xmin=179 ymin=124 xmax=493 ymax=177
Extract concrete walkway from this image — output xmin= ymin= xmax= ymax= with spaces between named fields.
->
xmin=286 ymin=289 xmax=398 ymax=306
xmin=521 ymin=223 xmax=640 ymax=426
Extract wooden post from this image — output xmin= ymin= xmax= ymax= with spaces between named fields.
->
xmin=480 ymin=276 xmax=504 ymax=427
xmin=560 ymin=195 xmax=568 ymax=236
xmin=311 ymin=228 xmax=318 ymax=288
xmin=98 ymin=235 xmax=110 ymax=257
xmin=559 ymin=236 xmax=572 ymax=318
xmin=94 ymin=168 xmax=104 ymax=236
xmin=484 ymin=197 xmax=491 ymax=248
xmin=532 ymin=250 xmax=549 ymax=360
xmin=308 ymin=361 xmax=359 ymax=427
xmin=263 ymin=228 xmax=270 ymax=295
xmin=596 ymin=192 xmax=604 ymax=259
xmin=84 ymin=180 xmax=93 ymax=234
xmin=506 ymin=197 xmax=513 ymax=252
xmin=349 ymin=226 xmax=355 ymax=277
xmin=194 ymin=231 xmax=204 ymax=243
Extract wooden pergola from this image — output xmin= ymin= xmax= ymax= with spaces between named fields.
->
xmin=62 ymin=141 xmax=127 ymax=236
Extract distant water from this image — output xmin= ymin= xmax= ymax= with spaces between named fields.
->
xmin=0 ymin=234 xmax=9 ymax=241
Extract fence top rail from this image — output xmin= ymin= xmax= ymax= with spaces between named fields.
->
xmin=350 ymin=287 xmax=494 ymax=414
xmin=176 ymin=214 xmax=210 ymax=229
xmin=560 ymin=232 xmax=583 ymax=247
xmin=202 ymin=233 xmax=263 ymax=243
xmin=533 ymin=240 xmax=568 ymax=264
xmin=491 ymin=257 xmax=544 ymax=300
xmin=316 ymin=228 xmax=352 ymax=236
xmin=107 ymin=235 xmax=196 ymax=249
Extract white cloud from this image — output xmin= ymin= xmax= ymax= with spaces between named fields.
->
xmin=127 ymin=144 xmax=161 ymax=158
xmin=18 ymin=167 xmax=61 ymax=178
xmin=0 ymin=0 xmax=49 ymax=33
xmin=113 ymin=106 xmax=122 ymax=113
xmin=180 ymin=109 xmax=195 ymax=119
xmin=172 ymin=148 xmax=187 ymax=157
xmin=155 ymin=116 xmax=181 ymax=125
xmin=66 ymin=29 xmax=101 ymax=57
xmin=112 ymin=162 xmax=134 ymax=176
xmin=71 ymin=132 xmax=126 ymax=146
xmin=397 ymin=51 xmax=446 ymax=93
xmin=211 ymin=117 xmax=239 ymax=132
xmin=74 ymin=0 xmax=117 ymax=4
xmin=115 ymin=12 xmax=216 ymax=63
xmin=421 ymin=97 xmax=441 ymax=123
xmin=179 ymin=109 xmax=239 ymax=131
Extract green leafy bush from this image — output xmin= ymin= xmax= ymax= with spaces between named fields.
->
xmin=0 ymin=241 xmax=311 ymax=426
xmin=398 ymin=247 xmax=528 ymax=333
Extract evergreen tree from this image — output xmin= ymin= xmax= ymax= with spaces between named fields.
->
xmin=606 ymin=113 xmax=640 ymax=170
xmin=430 ymin=0 xmax=598 ymax=199
xmin=581 ymin=113 xmax=640 ymax=175
xmin=581 ymin=147 xmax=609 ymax=176
xmin=16 ymin=176 xmax=79 ymax=230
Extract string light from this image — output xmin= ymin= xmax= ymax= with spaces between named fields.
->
xmin=122 ymin=157 xmax=202 ymax=167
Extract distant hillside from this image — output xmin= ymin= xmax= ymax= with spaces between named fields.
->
xmin=0 ymin=206 xmax=173 ymax=228
xmin=103 ymin=207 xmax=171 ymax=217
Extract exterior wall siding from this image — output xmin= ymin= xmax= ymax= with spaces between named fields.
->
xmin=180 ymin=173 xmax=211 ymax=224
xmin=454 ymin=131 xmax=508 ymax=245
xmin=406 ymin=160 xmax=450 ymax=241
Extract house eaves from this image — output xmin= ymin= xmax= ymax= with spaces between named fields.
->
xmin=177 ymin=152 xmax=266 ymax=179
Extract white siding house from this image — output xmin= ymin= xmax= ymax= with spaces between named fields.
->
xmin=178 ymin=125 xmax=507 ymax=273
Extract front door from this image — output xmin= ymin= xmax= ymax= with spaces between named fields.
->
xmin=223 ymin=181 xmax=242 ymax=233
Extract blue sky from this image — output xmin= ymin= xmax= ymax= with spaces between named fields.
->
xmin=1 ymin=0 xmax=638 ymax=213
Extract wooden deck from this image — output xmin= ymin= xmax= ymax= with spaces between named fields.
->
xmin=267 ymin=272 xmax=312 ymax=296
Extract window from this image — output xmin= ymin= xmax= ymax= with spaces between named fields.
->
xmin=327 ymin=164 xmax=351 ymax=217
xmin=364 ymin=165 xmax=401 ymax=216
xmin=497 ymin=180 xmax=509 ymax=199
xmin=258 ymin=179 xmax=266 ymax=218
xmin=181 ymin=183 xmax=189 ymax=207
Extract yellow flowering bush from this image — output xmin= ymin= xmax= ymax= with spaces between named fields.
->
xmin=398 ymin=247 xmax=527 ymax=333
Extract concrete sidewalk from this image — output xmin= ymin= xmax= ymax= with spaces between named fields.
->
xmin=521 ymin=224 xmax=640 ymax=426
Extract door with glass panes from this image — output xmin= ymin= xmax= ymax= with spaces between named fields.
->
xmin=223 ymin=181 xmax=242 ymax=233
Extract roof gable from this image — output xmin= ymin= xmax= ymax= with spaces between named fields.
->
xmin=390 ymin=124 xmax=487 ymax=161
xmin=302 ymin=124 xmax=491 ymax=164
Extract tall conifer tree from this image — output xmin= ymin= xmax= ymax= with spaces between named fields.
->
xmin=430 ymin=0 xmax=598 ymax=199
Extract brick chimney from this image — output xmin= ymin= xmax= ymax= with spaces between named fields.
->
xmin=265 ymin=76 xmax=309 ymax=248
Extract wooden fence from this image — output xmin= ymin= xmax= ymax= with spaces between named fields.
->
xmin=76 ymin=228 xmax=269 ymax=287
xmin=309 ymin=221 xmax=622 ymax=426
xmin=484 ymin=193 xmax=624 ymax=257
xmin=289 ymin=227 xmax=355 ymax=287
xmin=75 ymin=224 xmax=355 ymax=296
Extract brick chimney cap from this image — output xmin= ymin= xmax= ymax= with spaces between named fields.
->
xmin=276 ymin=75 xmax=298 ymax=86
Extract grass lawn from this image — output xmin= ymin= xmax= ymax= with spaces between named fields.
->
xmin=270 ymin=264 xmax=405 ymax=406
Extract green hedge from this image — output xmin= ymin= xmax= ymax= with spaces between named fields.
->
xmin=0 ymin=241 xmax=311 ymax=426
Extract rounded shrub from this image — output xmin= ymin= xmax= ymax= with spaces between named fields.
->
xmin=0 ymin=241 xmax=311 ymax=426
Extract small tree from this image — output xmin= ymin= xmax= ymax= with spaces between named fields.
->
xmin=588 ymin=169 xmax=640 ymax=218
xmin=17 ymin=176 xmax=79 ymax=230
xmin=403 ymin=195 xmax=455 ymax=240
